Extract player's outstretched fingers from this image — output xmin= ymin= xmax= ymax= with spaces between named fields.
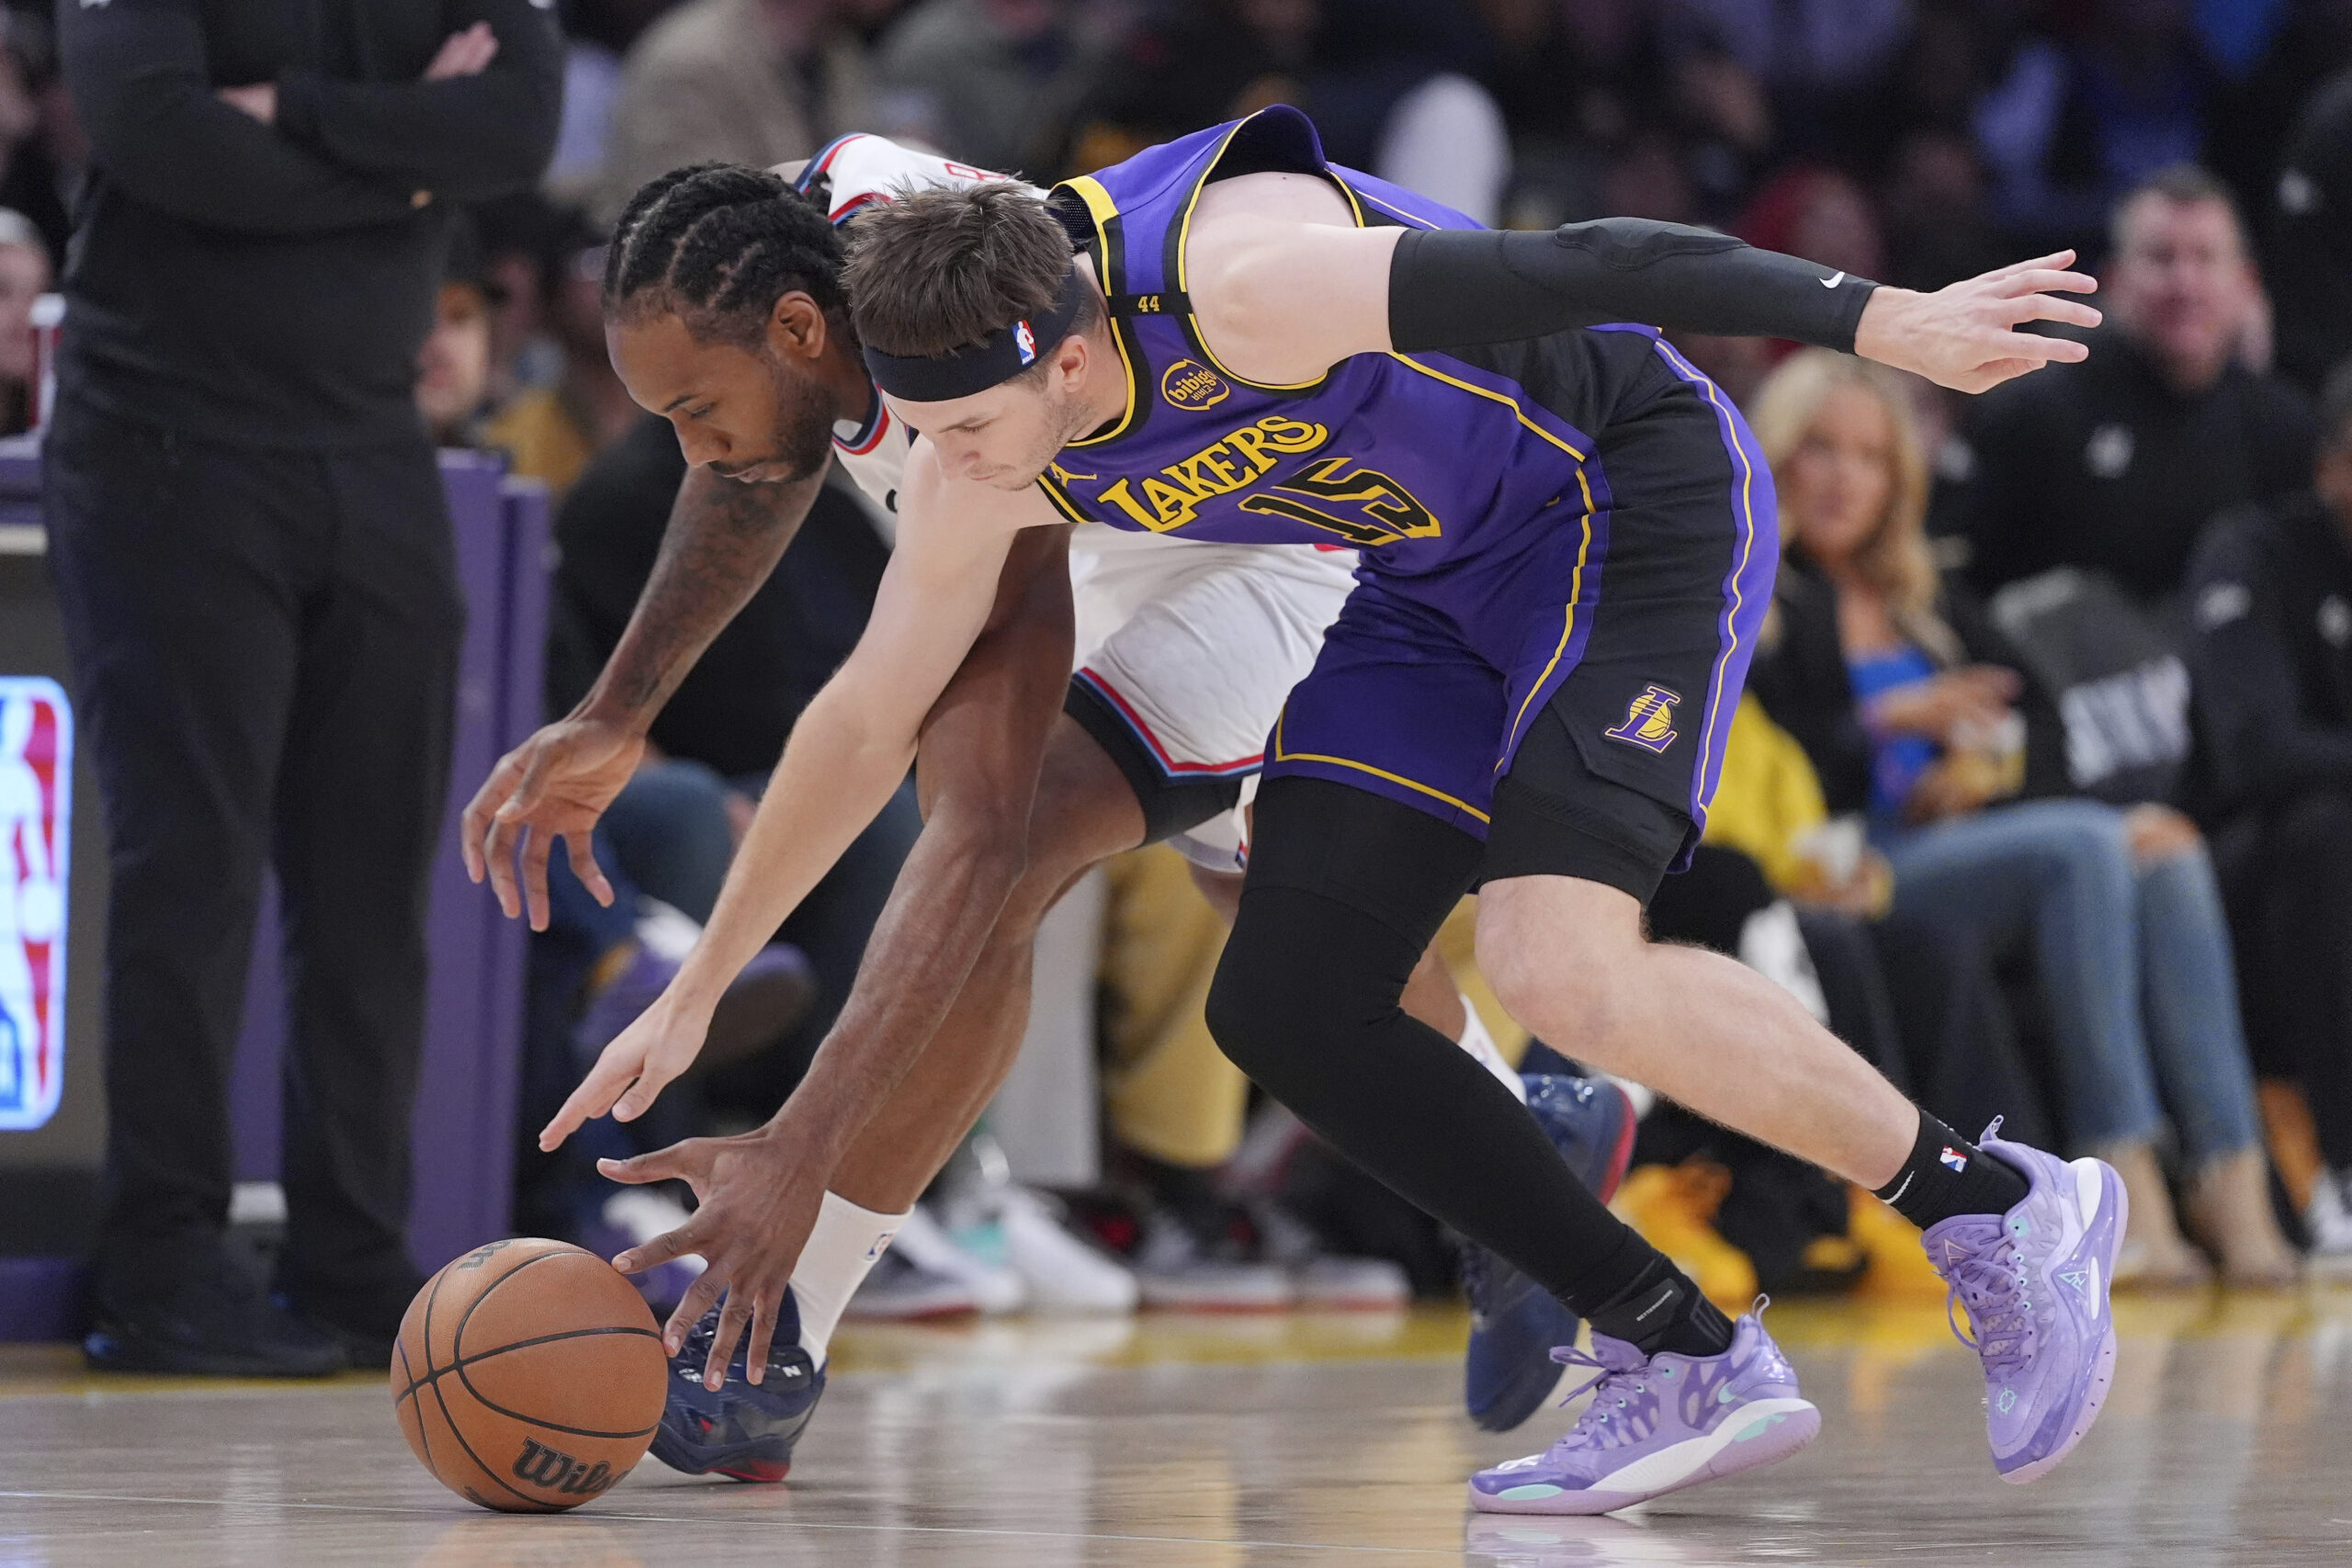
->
xmin=458 ymin=753 xmax=523 ymax=885
xmin=538 ymin=1066 xmax=625 ymax=1149
xmin=1997 ymin=330 xmax=2090 ymax=365
xmin=2014 ymin=291 xmax=2103 ymax=332
xmin=566 ymin=830 xmax=616 ymax=909
xmin=1996 ymin=266 xmax=2098 ymax=300
xmin=662 ymin=1264 xmax=729 ymax=1357
xmin=1988 ymin=249 xmax=2076 ymax=280
xmin=705 ymin=1285 xmax=754 ymax=1391
xmin=519 ymin=825 xmax=556 ymax=932
xmin=744 ymin=1289 xmax=782 ymax=1386
xmin=479 ymin=809 xmax=523 ymax=919
xmin=611 ymin=1059 xmax=686 ymax=1124
xmin=597 ymin=1143 xmax=710 ymax=1194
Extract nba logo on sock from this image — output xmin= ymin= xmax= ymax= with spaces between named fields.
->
xmin=1939 ymin=1146 xmax=1969 ymax=1172
xmin=1014 ymin=320 xmax=1037 ymax=366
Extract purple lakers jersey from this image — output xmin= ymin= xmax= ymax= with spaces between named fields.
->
xmin=1041 ymin=108 xmax=1671 ymax=673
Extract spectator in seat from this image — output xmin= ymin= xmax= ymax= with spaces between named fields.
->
xmin=1702 ymin=694 xmax=2056 ymax=1157
xmin=2267 ymin=70 xmax=2352 ymax=397
xmin=1937 ymin=164 xmax=2314 ymax=614
xmin=876 ymin=0 xmax=1120 ymax=177
xmin=1747 ymin=349 xmax=2297 ymax=1288
xmin=477 ymin=209 xmax=641 ymax=501
xmin=0 ymin=207 xmax=49 ymax=435
xmin=594 ymin=0 xmax=888 ymax=227
xmin=2180 ymin=362 xmax=2352 ymax=1269
xmin=414 ymin=219 xmax=494 ymax=448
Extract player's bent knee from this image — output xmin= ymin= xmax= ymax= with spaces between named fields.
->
xmin=1205 ymin=887 xmax=1410 ymax=1100
xmin=1475 ymin=884 xmax=1636 ymax=1049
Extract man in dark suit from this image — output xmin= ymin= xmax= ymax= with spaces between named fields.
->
xmin=48 ymin=0 xmax=561 ymax=1373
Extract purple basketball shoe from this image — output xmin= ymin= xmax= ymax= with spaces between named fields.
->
xmin=1920 ymin=1121 xmax=2125 ymax=1484
xmin=1466 ymin=1309 xmax=1819 ymax=1515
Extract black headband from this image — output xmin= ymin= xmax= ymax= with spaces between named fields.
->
xmin=863 ymin=265 xmax=1089 ymax=402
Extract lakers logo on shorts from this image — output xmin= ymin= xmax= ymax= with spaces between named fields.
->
xmin=1604 ymin=684 xmax=1682 ymax=754
xmin=1160 ymin=358 xmax=1230 ymax=412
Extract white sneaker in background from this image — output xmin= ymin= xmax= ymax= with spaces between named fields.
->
xmin=889 ymin=1204 xmax=1028 ymax=1315
xmin=2304 ymin=1168 xmax=2352 ymax=1277
xmin=998 ymin=1187 xmax=1139 ymax=1314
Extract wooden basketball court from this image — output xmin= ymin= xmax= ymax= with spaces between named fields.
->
xmin=3 ymin=1289 xmax=2347 ymax=1565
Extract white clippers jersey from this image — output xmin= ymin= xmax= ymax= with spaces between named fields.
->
xmin=794 ymin=134 xmax=1030 ymax=517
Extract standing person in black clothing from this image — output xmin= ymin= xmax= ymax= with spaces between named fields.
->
xmin=47 ymin=0 xmax=561 ymax=1375
xmin=1937 ymin=165 xmax=2315 ymax=613
xmin=2181 ymin=362 xmax=2352 ymax=1271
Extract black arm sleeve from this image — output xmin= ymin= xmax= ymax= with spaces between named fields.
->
xmin=1389 ymin=222 xmax=1878 ymax=355
xmin=60 ymin=0 xmax=418 ymax=235
xmin=273 ymin=0 xmax=564 ymax=200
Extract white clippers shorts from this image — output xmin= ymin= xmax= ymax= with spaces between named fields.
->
xmin=1062 ymin=524 xmax=1359 ymax=872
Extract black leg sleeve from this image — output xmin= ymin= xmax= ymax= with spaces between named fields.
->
xmin=1204 ymin=778 xmax=1660 ymax=1314
xmin=1389 ymin=224 xmax=1877 ymax=355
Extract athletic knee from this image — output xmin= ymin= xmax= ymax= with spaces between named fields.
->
xmin=1476 ymin=891 xmax=1630 ymax=1051
xmin=1205 ymin=888 xmax=1409 ymax=1090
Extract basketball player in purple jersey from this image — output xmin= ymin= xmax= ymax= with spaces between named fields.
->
xmin=544 ymin=108 xmax=2125 ymax=1512
xmin=475 ymin=139 xmax=1634 ymax=1476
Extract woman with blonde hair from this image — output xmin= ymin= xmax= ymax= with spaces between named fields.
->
xmin=1745 ymin=349 xmax=2296 ymax=1287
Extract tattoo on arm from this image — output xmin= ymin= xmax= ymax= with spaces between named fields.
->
xmin=585 ymin=466 xmax=824 ymax=725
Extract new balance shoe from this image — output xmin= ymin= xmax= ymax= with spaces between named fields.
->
xmin=1468 ymin=1309 xmax=1818 ymax=1515
xmin=1920 ymin=1120 xmax=2123 ymax=1484
xmin=1464 ymin=1075 xmax=1639 ymax=1432
xmin=649 ymin=1297 xmax=824 ymax=1483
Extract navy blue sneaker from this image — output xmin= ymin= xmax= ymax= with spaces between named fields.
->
xmin=1464 ymin=1074 xmax=1637 ymax=1433
xmin=649 ymin=1293 xmax=826 ymax=1483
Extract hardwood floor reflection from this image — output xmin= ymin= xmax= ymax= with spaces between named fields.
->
xmin=2 ymin=1289 xmax=2348 ymax=1564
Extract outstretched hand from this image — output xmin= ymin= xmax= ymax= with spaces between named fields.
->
xmin=1853 ymin=251 xmax=2102 ymax=394
xmin=460 ymin=716 xmax=645 ymax=931
xmin=538 ymin=987 xmax=711 ymax=1151
xmin=600 ymin=1126 xmax=833 ymax=1391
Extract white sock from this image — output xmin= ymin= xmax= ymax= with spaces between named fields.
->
xmin=1456 ymin=994 xmax=1527 ymax=1102
xmin=789 ymin=1190 xmax=908 ymax=1369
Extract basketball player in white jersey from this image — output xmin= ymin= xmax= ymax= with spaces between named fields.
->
xmin=465 ymin=138 xmax=1628 ymax=1479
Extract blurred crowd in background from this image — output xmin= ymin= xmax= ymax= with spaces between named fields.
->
xmin=24 ymin=0 xmax=2352 ymax=1332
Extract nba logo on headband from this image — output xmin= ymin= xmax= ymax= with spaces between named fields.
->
xmin=1014 ymin=321 xmax=1037 ymax=366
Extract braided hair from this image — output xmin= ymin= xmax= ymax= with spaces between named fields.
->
xmin=604 ymin=163 xmax=846 ymax=345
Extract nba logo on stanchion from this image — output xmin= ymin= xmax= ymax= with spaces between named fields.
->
xmin=0 ymin=678 xmax=69 ymax=1131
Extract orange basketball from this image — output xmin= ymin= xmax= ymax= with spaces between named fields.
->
xmin=390 ymin=1237 xmax=669 ymax=1513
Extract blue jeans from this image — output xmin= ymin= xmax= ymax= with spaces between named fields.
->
xmin=1882 ymin=798 xmax=2261 ymax=1166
